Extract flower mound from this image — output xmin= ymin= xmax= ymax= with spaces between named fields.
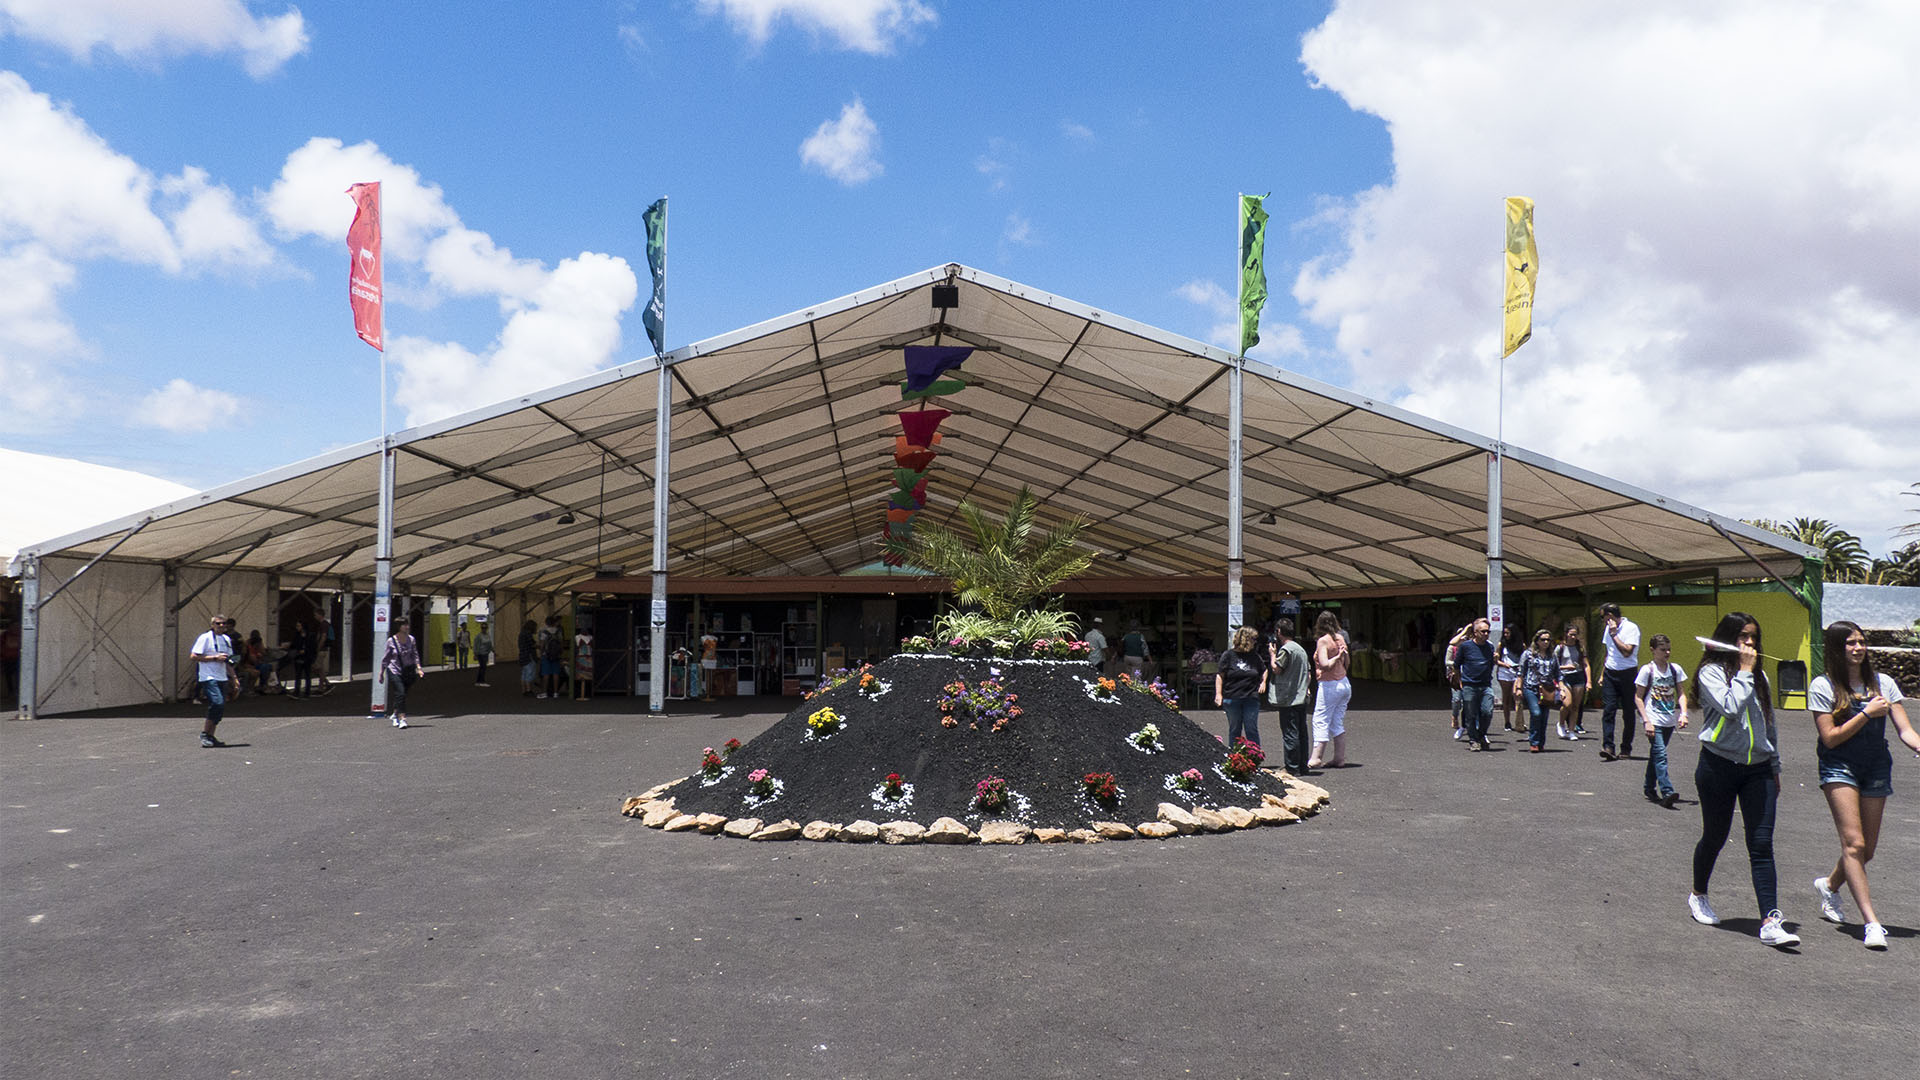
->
xmin=652 ymin=654 xmax=1300 ymax=832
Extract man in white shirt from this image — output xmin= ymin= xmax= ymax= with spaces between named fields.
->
xmin=190 ymin=614 xmax=237 ymax=748
xmin=1084 ymin=618 xmax=1107 ymax=670
xmin=1597 ymin=602 xmax=1642 ymax=762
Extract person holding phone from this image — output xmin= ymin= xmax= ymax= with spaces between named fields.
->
xmin=1686 ymin=612 xmax=1797 ymax=948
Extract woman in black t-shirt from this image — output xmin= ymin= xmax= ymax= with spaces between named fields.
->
xmin=1215 ymin=625 xmax=1269 ymax=751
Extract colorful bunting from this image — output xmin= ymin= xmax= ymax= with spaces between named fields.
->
xmin=901 ymin=378 xmax=965 ymax=400
xmin=899 ymin=408 xmax=950 ymax=446
xmin=904 ymin=346 xmax=973 ymax=392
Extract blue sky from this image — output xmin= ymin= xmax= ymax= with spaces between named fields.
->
xmin=3 ymin=0 xmax=1917 ymax=557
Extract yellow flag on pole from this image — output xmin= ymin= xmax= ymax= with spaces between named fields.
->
xmin=1502 ymin=196 xmax=1537 ymax=357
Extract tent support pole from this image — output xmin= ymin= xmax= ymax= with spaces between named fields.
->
xmin=340 ymin=577 xmax=355 ymax=685
xmin=163 ymin=566 xmax=179 ymax=702
xmin=15 ymin=556 xmax=37 ymax=720
xmin=648 ymin=358 xmax=673 ymax=713
xmin=369 ymin=437 xmax=394 ymax=717
xmin=1227 ymin=357 xmax=1245 ymax=630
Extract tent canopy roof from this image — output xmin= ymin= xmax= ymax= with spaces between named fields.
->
xmin=12 ymin=263 xmax=1815 ymax=596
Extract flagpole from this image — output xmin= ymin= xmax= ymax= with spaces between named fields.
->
xmin=644 ymin=197 xmax=670 ymax=713
xmin=370 ymin=236 xmax=394 ymax=720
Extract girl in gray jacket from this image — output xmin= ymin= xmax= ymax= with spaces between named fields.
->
xmin=1685 ymin=612 xmax=1798 ymax=947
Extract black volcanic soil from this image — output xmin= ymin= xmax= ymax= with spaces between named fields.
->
xmin=657 ymin=655 xmax=1288 ymax=828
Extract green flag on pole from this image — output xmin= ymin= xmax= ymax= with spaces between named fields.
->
xmin=642 ymin=197 xmax=667 ymax=358
xmin=1238 ymin=193 xmax=1269 ymax=355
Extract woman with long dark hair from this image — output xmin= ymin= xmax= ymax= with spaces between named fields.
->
xmin=1554 ymin=623 xmax=1589 ymax=741
xmin=1517 ymin=627 xmax=1559 ymax=753
xmin=1685 ymin=612 xmax=1797 ymax=947
xmin=1497 ymin=624 xmax=1523 ymax=733
xmin=1809 ymin=620 xmax=1917 ymax=950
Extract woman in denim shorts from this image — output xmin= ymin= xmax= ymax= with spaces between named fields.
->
xmin=1808 ymin=620 xmax=1919 ymax=950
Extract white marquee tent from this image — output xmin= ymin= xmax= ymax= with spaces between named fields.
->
xmin=8 ymin=264 xmax=1815 ymax=717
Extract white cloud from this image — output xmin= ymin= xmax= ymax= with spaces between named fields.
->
xmin=697 ymin=0 xmax=933 ymax=54
xmin=975 ymin=136 xmax=1014 ymax=192
xmin=162 ymin=166 xmax=275 ymax=268
xmin=0 ymin=244 xmax=83 ymax=432
xmin=1060 ymin=120 xmax=1095 ymax=143
xmin=800 ymin=99 xmax=882 ymax=185
xmin=1295 ymin=0 xmax=1920 ymax=548
xmin=1175 ymin=277 xmax=1306 ymax=359
xmin=0 ymin=74 xmax=274 ymax=433
xmin=0 ymin=0 xmax=309 ymax=77
xmin=0 ymin=448 xmax=197 ymax=557
xmin=391 ymin=252 xmax=639 ymax=426
xmin=135 ymin=378 xmax=242 ymax=433
xmin=263 ymin=138 xmax=639 ymax=424
xmin=1002 ymin=213 xmax=1033 ymax=247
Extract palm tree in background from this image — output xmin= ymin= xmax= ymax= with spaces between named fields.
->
xmin=1744 ymin=517 xmax=1871 ymax=582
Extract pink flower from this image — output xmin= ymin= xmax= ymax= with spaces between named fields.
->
xmin=748 ymin=769 xmax=768 ymax=783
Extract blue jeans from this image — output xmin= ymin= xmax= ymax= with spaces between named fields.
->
xmin=1460 ymin=683 xmax=1496 ymax=743
xmin=1645 ymin=725 xmax=1676 ymax=797
xmin=1693 ymin=751 xmax=1779 ymax=917
xmin=1523 ymin=688 xmax=1551 ymax=748
xmin=1224 ymin=697 xmax=1262 ymax=750
xmin=200 ymin=678 xmax=226 ymax=729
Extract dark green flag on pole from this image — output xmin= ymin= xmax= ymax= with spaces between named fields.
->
xmin=642 ymin=197 xmax=667 ymax=358
xmin=1238 ymin=193 xmax=1268 ymax=355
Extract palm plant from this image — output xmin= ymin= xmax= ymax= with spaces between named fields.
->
xmin=887 ymin=485 xmax=1096 ymax=630
xmin=1745 ymin=517 xmax=1870 ymax=582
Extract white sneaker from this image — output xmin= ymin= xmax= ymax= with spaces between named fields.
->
xmin=1758 ymin=911 xmax=1800 ymax=948
xmin=1688 ymin=893 xmax=1720 ymax=926
xmin=1566 ymin=730 xmax=1581 ymax=741
xmin=1815 ymin=876 xmax=1846 ymax=924
xmin=1863 ymin=922 xmax=1888 ymax=950
xmin=1453 ymin=727 xmax=1466 ymax=740
xmin=391 ymin=716 xmax=407 ymax=729
xmin=1556 ymin=726 xmax=1569 ymax=740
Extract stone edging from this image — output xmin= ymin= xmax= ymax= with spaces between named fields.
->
xmin=618 ymin=768 xmax=1331 ymax=844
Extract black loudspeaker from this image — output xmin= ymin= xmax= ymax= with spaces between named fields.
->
xmin=931 ymin=284 xmax=959 ymax=309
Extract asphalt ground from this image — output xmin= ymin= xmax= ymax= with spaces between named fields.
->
xmin=4 ymin=675 xmax=1916 ymax=1079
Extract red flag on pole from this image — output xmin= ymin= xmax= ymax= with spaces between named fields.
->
xmin=346 ymin=182 xmax=383 ymax=351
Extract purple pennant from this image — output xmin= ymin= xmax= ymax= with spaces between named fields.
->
xmin=903 ymin=346 xmax=973 ymax=392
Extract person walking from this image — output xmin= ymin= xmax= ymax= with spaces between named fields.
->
xmin=1598 ymin=602 xmax=1642 ymax=761
xmin=1496 ymin=624 xmax=1523 ymax=733
xmin=189 ymin=614 xmax=238 ymax=748
xmin=1554 ymin=624 xmax=1589 ymax=741
xmin=1084 ymin=617 xmax=1108 ymax=672
xmin=1119 ymin=624 xmax=1150 ymax=679
xmin=1267 ymin=617 xmax=1314 ymax=774
xmin=1453 ymin=618 xmax=1498 ymax=751
xmin=1215 ymin=625 xmax=1268 ymax=751
xmin=1685 ymin=612 xmax=1798 ymax=948
xmin=573 ymin=624 xmax=595 ymax=701
xmin=517 ymin=619 xmax=538 ymax=697
xmin=1634 ymin=633 xmax=1689 ymax=807
xmin=378 ymin=622 xmax=424 ymax=729
xmin=454 ymin=622 xmax=472 ymax=670
xmin=1308 ymin=612 xmax=1352 ymax=769
xmin=1809 ymin=620 xmax=1919 ymax=950
xmin=1517 ymin=627 xmax=1559 ymax=752
xmin=472 ymin=623 xmax=493 ymax=687
xmin=288 ymin=617 xmax=318 ymax=697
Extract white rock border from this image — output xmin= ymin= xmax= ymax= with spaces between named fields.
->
xmin=621 ymin=770 xmax=1332 ymax=844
